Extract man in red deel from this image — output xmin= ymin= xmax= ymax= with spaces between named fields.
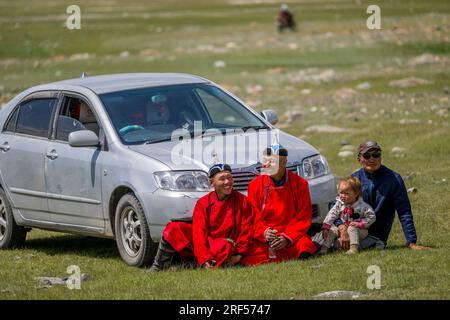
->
xmin=241 ymin=145 xmax=318 ymax=266
xmin=148 ymin=164 xmax=254 ymax=272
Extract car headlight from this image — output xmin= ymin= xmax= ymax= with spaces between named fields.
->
xmin=154 ymin=171 xmax=211 ymax=191
xmin=301 ymin=155 xmax=330 ymax=179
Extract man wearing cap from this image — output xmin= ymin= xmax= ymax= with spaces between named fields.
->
xmin=148 ymin=164 xmax=254 ymax=272
xmin=341 ymin=140 xmax=429 ymax=250
xmin=241 ymin=145 xmax=317 ymax=266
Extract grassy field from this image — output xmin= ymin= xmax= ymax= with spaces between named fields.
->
xmin=0 ymin=0 xmax=449 ymax=299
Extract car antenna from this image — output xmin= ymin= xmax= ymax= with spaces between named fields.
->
xmin=80 ymin=72 xmax=88 ymax=78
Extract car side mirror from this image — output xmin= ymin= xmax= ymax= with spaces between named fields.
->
xmin=68 ymin=130 xmax=100 ymax=147
xmin=260 ymin=109 xmax=278 ymax=125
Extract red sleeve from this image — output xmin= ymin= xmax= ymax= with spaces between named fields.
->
xmin=192 ymin=200 xmax=214 ymax=266
xmin=233 ymin=195 xmax=254 ymax=255
xmin=248 ymin=178 xmax=269 ymax=243
xmin=282 ymin=176 xmax=312 ymax=244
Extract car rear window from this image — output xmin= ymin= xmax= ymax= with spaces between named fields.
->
xmin=16 ymin=98 xmax=57 ymax=138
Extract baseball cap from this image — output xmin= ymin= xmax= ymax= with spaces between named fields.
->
xmin=358 ymin=140 xmax=382 ymax=155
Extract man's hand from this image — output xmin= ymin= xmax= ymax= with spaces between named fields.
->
xmin=230 ymin=255 xmax=242 ymax=265
xmin=265 ymin=228 xmax=278 ymax=243
xmin=226 ymin=238 xmax=236 ymax=246
xmin=270 ymin=236 xmax=289 ymax=251
xmin=204 ymin=260 xmax=217 ymax=269
xmin=338 ymin=225 xmax=350 ymax=251
xmin=349 ymin=222 xmax=360 ymax=228
xmin=409 ymin=243 xmax=431 ymax=250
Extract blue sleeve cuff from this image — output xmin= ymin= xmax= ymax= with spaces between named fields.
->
xmin=334 ymin=218 xmax=344 ymax=227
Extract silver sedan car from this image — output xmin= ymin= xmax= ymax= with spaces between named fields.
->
xmin=0 ymin=73 xmax=336 ymax=266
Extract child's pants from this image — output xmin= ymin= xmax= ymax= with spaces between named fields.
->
xmin=323 ymin=225 xmax=369 ymax=248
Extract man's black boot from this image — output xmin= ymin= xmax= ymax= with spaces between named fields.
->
xmin=148 ymin=238 xmax=176 ymax=273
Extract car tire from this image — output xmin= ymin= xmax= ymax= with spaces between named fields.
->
xmin=114 ymin=193 xmax=156 ymax=267
xmin=0 ymin=188 xmax=27 ymax=249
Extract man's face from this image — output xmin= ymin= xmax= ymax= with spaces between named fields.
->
xmin=358 ymin=148 xmax=382 ymax=173
xmin=261 ymin=155 xmax=287 ymax=177
xmin=210 ymin=171 xmax=234 ymax=198
xmin=146 ymin=101 xmax=170 ymax=124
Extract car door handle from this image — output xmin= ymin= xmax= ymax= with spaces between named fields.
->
xmin=0 ymin=143 xmax=10 ymax=152
xmin=46 ymin=150 xmax=58 ymax=160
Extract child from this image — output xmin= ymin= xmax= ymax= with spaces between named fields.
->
xmin=319 ymin=176 xmax=376 ymax=254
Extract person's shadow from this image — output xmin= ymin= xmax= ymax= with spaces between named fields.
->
xmin=24 ymin=234 xmax=119 ymax=260
xmin=383 ymin=244 xmax=434 ymax=251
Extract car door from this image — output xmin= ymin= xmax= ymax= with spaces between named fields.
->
xmin=45 ymin=94 xmax=104 ymax=229
xmin=0 ymin=92 xmax=59 ymax=222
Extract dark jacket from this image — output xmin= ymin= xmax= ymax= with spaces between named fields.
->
xmin=351 ymin=165 xmax=417 ymax=245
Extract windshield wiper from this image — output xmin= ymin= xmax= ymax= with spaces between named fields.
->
xmin=200 ymin=129 xmax=227 ymax=137
xmin=239 ymin=125 xmax=270 ymax=131
xmin=144 ymin=137 xmax=173 ymax=144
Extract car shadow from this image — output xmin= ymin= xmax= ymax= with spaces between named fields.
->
xmin=24 ymin=234 xmax=119 ymax=260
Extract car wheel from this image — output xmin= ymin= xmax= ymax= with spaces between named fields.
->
xmin=0 ymin=188 xmax=27 ymax=249
xmin=114 ymin=193 xmax=156 ymax=267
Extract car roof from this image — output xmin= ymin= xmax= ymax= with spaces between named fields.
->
xmin=46 ymin=73 xmax=210 ymax=94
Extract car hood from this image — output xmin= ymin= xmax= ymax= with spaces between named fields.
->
xmin=128 ymin=130 xmax=318 ymax=171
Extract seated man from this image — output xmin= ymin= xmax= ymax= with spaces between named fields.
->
xmin=145 ymin=94 xmax=176 ymax=133
xmin=346 ymin=140 xmax=430 ymax=251
xmin=77 ymin=101 xmax=99 ymax=136
xmin=148 ymin=164 xmax=254 ymax=272
xmin=241 ymin=145 xmax=317 ymax=266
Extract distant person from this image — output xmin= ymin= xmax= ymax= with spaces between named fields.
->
xmin=241 ymin=145 xmax=317 ymax=266
xmin=276 ymin=4 xmax=296 ymax=32
xmin=349 ymin=140 xmax=431 ymax=250
xmin=319 ymin=176 xmax=376 ymax=255
xmin=148 ymin=164 xmax=254 ymax=272
xmin=146 ymin=94 xmax=171 ymax=126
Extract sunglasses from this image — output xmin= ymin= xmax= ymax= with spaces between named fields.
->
xmin=362 ymin=151 xmax=381 ymax=160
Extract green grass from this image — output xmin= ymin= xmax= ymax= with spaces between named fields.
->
xmin=0 ymin=0 xmax=449 ymax=299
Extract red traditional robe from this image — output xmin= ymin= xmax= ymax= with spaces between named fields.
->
xmin=162 ymin=189 xmax=254 ymax=267
xmin=163 ymin=221 xmax=193 ymax=257
xmin=241 ymin=170 xmax=317 ymax=266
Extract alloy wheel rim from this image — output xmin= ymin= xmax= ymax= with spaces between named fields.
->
xmin=0 ymin=196 xmax=7 ymax=241
xmin=120 ymin=207 xmax=142 ymax=257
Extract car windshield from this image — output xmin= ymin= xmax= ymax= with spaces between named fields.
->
xmin=100 ymin=83 xmax=269 ymax=145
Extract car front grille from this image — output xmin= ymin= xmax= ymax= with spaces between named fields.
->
xmin=232 ymin=164 xmax=300 ymax=191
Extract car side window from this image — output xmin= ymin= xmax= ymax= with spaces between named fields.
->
xmin=16 ymin=98 xmax=57 ymax=138
xmin=3 ymin=106 xmax=19 ymax=133
xmin=56 ymin=96 xmax=99 ymax=142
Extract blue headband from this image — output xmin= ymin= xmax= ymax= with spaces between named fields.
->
xmin=263 ymin=144 xmax=288 ymax=156
xmin=208 ymin=163 xmax=232 ymax=178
